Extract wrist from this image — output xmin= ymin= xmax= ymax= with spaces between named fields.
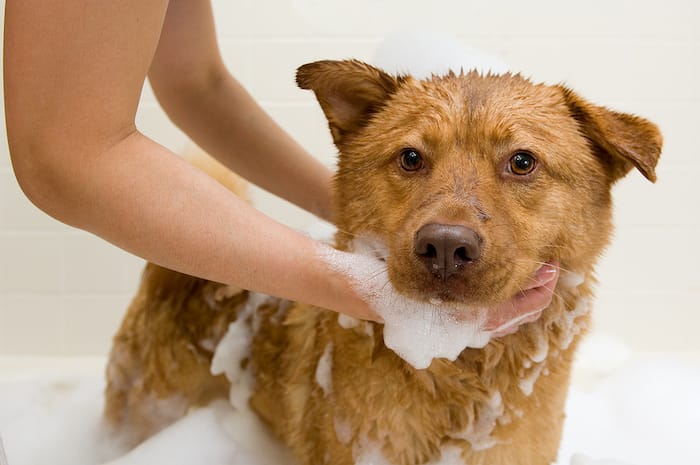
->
xmin=313 ymin=243 xmax=379 ymax=321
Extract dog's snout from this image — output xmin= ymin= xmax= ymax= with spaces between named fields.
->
xmin=414 ymin=224 xmax=482 ymax=279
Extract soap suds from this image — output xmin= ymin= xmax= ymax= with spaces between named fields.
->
xmin=353 ymin=435 xmax=391 ymax=465
xmin=354 ymin=436 xmax=465 ymax=465
xmin=528 ymin=326 xmax=549 ymax=363
xmin=338 ymin=314 xmax=361 ymax=329
xmin=319 ymin=237 xmax=514 ymax=369
xmin=198 ymin=338 xmax=217 ymax=352
xmin=139 ymin=394 xmax=189 ymax=429
xmin=315 ymin=343 xmax=334 ymax=397
xmin=560 ymin=271 xmax=585 ymax=289
xmin=211 ymin=292 xmax=272 ymax=409
xmin=451 ymin=391 xmax=504 ymax=451
xmin=556 ymin=298 xmax=591 ymax=351
xmin=333 ymin=416 xmax=353 ymax=445
xmin=519 ymin=363 xmax=546 ymax=396
xmin=426 ymin=445 xmax=466 ymax=465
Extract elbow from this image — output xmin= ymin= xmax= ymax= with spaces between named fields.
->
xmin=8 ymin=120 xmax=138 ymax=227
xmin=6 ymin=121 xmax=97 ymax=225
xmin=8 ymin=136 xmax=67 ymax=218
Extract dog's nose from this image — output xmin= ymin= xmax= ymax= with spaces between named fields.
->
xmin=414 ymin=224 xmax=482 ymax=279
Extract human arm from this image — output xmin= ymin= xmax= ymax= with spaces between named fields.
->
xmin=4 ymin=0 xmax=553 ymax=329
xmin=147 ymin=0 xmax=334 ymax=222
xmin=3 ymin=0 xmax=370 ymax=318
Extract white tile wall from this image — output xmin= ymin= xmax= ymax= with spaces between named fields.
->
xmin=1 ymin=295 xmax=65 ymax=354
xmin=1 ymin=0 xmax=699 ymax=355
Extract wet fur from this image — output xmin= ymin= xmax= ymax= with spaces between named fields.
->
xmin=104 ymin=61 xmax=661 ymax=464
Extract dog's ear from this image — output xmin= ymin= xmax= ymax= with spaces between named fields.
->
xmin=559 ymin=87 xmax=662 ymax=183
xmin=297 ymin=60 xmax=402 ymax=145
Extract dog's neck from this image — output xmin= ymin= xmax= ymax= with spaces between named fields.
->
xmin=323 ymin=234 xmax=593 ymax=455
xmin=411 ymin=274 xmax=592 ymax=453
xmin=328 ymin=235 xmax=592 ymax=457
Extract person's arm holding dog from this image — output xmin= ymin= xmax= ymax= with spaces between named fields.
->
xmin=4 ymin=0 xmax=373 ymax=319
xmin=147 ymin=0 xmax=334 ymax=223
xmin=4 ymin=0 xmax=553 ymax=328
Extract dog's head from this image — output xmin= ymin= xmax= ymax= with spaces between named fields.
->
xmin=298 ymin=60 xmax=661 ymax=307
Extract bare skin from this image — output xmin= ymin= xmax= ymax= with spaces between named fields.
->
xmin=3 ymin=0 xmax=552 ymax=326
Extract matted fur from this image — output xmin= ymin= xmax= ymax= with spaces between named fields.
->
xmin=104 ymin=60 xmax=661 ymax=465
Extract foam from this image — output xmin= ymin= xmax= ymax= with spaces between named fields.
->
xmin=372 ymin=31 xmax=510 ymax=79
xmin=2 ymin=349 xmax=699 ymax=465
xmin=211 ymin=293 xmax=272 ymax=410
xmin=451 ymin=391 xmax=504 ymax=451
xmin=337 ymin=314 xmax=361 ymax=329
xmin=319 ymin=237 xmax=508 ymax=369
xmin=556 ymin=298 xmax=592 ymax=351
xmin=353 ymin=436 xmax=391 ymax=465
xmin=570 ymin=455 xmax=635 ymax=465
xmin=137 ymin=394 xmax=188 ymax=431
xmin=560 ymin=271 xmax=585 ymax=289
xmin=333 ymin=416 xmax=352 ymax=445
xmin=354 ymin=437 xmax=466 ymax=465
xmin=519 ymin=363 xmax=546 ymax=397
xmin=527 ymin=325 xmax=549 ymax=364
xmin=314 ymin=343 xmax=334 ymax=397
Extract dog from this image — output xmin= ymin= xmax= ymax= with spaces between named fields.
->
xmin=104 ymin=59 xmax=662 ymax=465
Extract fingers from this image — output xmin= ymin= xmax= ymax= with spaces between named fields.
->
xmin=521 ymin=262 xmax=560 ymax=290
xmin=483 ymin=264 xmax=560 ymax=334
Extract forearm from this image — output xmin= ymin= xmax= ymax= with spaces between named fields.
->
xmin=150 ymin=62 xmax=334 ymax=222
xmin=4 ymin=0 xmax=356 ymax=315
xmin=14 ymin=129 xmax=364 ymax=316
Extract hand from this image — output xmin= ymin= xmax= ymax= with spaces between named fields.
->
xmin=482 ymin=263 xmax=560 ymax=337
xmin=324 ymin=245 xmax=559 ymax=332
xmin=322 ymin=248 xmax=560 ymax=369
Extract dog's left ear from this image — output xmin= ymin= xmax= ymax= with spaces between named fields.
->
xmin=559 ymin=87 xmax=663 ymax=183
xmin=297 ymin=60 xmax=403 ymax=146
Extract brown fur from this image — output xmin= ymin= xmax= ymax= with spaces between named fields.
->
xmin=104 ymin=60 xmax=662 ymax=464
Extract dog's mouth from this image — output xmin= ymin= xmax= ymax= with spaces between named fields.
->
xmin=376 ymin=260 xmax=560 ymax=369
xmin=411 ymin=262 xmax=560 ymax=333
xmin=349 ymin=235 xmax=559 ymax=331
xmin=337 ymin=236 xmax=562 ymax=367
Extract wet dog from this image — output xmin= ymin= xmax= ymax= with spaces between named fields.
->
xmin=104 ymin=60 xmax=661 ymax=465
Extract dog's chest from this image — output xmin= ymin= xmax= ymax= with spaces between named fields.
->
xmin=235 ymin=279 xmax=591 ymax=465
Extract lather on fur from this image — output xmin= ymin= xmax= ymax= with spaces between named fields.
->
xmin=104 ymin=60 xmax=662 ymax=465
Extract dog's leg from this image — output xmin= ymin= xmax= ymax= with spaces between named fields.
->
xmin=103 ymin=264 xmax=246 ymax=446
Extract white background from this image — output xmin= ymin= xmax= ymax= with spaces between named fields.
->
xmin=1 ymin=0 xmax=698 ymax=356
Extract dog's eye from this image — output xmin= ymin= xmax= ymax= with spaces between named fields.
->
xmin=399 ymin=149 xmax=424 ymax=172
xmin=509 ymin=151 xmax=537 ymax=175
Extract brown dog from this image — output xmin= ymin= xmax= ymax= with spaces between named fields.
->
xmin=104 ymin=60 xmax=662 ymax=465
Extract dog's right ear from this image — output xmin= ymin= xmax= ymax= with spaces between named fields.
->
xmin=296 ymin=60 xmax=402 ymax=145
xmin=559 ymin=87 xmax=663 ymax=183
